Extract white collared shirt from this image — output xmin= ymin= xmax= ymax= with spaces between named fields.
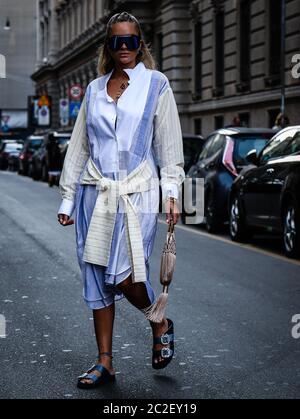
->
xmin=58 ymin=62 xmax=185 ymax=217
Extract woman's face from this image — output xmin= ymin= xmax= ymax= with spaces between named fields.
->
xmin=108 ymin=22 xmax=141 ymax=68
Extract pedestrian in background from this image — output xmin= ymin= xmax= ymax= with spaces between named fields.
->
xmin=273 ymin=112 xmax=290 ymax=130
xmin=57 ymin=12 xmax=185 ymax=389
xmin=225 ymin=115 xmax=242 ymax=128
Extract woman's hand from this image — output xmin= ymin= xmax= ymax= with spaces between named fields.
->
xmin=165 ymin=197 xmax=180 ymax=225
xmin=58 ymin=213 xmax=74 ymax=226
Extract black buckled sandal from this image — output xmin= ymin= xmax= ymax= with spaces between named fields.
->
xmin=152 ymin=318 xmax=174 ymax=370
xmin=77 ymin=352 xmax=116 ymax=389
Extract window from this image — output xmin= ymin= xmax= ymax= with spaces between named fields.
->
xmin=215 ymin=115 xmax=224 ymax=129
xmin=194 ymin=20 xmax=202 ymax=97
xmin=260 ymin=128 xmax=298 ymax=162
xmin=268 ymin=108 xmax=280 ymax=128
xmin=28 ymin=139 xmax=43 ymax=151
xmin=239 ymin=112 xmax=250 ymax=127
xmin=194 ymin=118 xmax=202 ymax=135
xmin=233 ymin=136 xmax=272 ymax=166
xmin=214 ymin=9 xmax=225 ymax=95
xmin=239 ymin=0 xmax=251 ymax=85
xmin=269 ymin=0 xmax=281 ymax=81
xmin=208 ymin=134 xmax=225 ymax=157
xmin=198 ymin=136 xmax=215 ymax=160
xmin=280 ymin=131 xmax=300 ymax=156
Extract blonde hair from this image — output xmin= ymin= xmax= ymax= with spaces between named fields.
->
xmin=97 ymin=12 xmax=157 ymax=75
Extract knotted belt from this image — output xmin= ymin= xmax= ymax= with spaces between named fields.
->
xmin=80 ymin=158 xmax=153 ymax=283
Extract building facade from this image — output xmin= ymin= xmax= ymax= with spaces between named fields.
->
xmin=0 ymin=0 xmax=36 ymax=132
xmin=31 ymin=0 xmax=300 ymax=136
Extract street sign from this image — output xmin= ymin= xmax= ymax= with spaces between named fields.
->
xmin=69 ymin=101 xmax=81 ymax=119
xmin=28 ymin=95 xmax=51 ymax=128
xmin=59 ymin=98 xmax=69 ymax=126
xmin=38 ymin=105 xmax=50 ymax=126
xmin=69 ymin=84 xmax=83 ymax=100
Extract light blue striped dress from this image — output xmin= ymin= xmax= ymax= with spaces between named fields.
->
xmin=58 ymin=61 xmax=185 ymax=310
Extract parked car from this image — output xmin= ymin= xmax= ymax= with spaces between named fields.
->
xmin=29 ymin=131 xmax=71 ymax=183
xmin=0 ymin=138 xmax=23 ymax=153
xmin=0 ymin=137 xmax=24 ymax=148
xmin=8 ymin=147 xmax=23 ymax=171
xmin=18 ymin=135 xmax=43 ymax=175
xmin=28 ymin=140 xmax=47 ymax=181
xmin=182 ymin=128 xmax=275 ymax=231
xmin=229 ymin=126 xmax=300 ymax=258
xmin=0 ymin=141 xmax=23 ymax=170
xmin=46 ymin=131 xmax=71 ymax=186
xmin=182 ymin=133 xmax=205 ymax=173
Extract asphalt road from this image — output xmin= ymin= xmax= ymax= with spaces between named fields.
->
xmin=0 ymin=171 xmax=300 ymax=399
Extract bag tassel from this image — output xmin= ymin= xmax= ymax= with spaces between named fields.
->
xmin=142 ymin=285 xmax=169 ymax=323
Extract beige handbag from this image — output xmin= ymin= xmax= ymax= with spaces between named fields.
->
xmin=143 ymin=220 xmax=176 ymax=323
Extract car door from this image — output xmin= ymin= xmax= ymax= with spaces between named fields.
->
xmin=242 ymin=128 xmax=298 ymax=227
xmin=241 ymin=163 xmax=274 ymax=227
xmin=268 ymin=129 xmax=300 ymax=228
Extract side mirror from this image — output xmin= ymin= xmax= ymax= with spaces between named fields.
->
xmin=246 ymin=149 xmax=258 ymax=165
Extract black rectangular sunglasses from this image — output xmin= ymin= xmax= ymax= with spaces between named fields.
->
xmin=107 ymin=35 xmax=141 ymax=51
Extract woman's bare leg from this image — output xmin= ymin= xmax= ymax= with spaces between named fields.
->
xmin=79 ymin=303 xmax=115 ymax=384
xmin=117 ymin=275 xmax=169 ymax=364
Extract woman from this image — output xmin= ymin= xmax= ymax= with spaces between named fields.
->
xmin=57 ymin=12 xmax=185 ymax=389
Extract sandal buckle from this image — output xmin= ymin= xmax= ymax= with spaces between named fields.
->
xmin=161 ymin=348 xmax=172 ymax=358
xmin=161 ymin=334 xmax=170 ymax=345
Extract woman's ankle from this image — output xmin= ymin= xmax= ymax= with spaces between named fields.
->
xmin=97 ymin=352 xmax=113 ymax=367
xmin=150 ymin=317 xmax=168 ymax=332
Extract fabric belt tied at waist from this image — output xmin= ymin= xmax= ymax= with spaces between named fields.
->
xmin=80 ymin=158 xmax=153 ymax=283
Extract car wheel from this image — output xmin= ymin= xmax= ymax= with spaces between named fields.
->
xmin=181 ymin=209 xmax=187 ymax=225
xmin=283 ymin=201 xmax=300 ymax=258
xmin=48 ymin=175 xmax=55 ymax=187
xmin=42 ymin=164 xmax=48 ymax=182
xmin=30 ymin=164 xmax=38 ymax=180
xmin=205 ymin=192 xmax=221 ymax=233
xmin=28 ymin=164 xmax=32 ymax=177
xmin=229 ymin=195 xmax=250 ymax=242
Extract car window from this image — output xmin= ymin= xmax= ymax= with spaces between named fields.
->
xmin=283 ymin=131 xmax=300 ymax=156
xmin=207 ymin=134 xmax=225 ymax=157
xmin=57 ymin=137 xmax=70 ymax=145
xmin=233 ymin=136 xmax=271 ymax=166
xmin=198 ymin=136 xmax=215 ymax=160
xmin=260 ymin=128 xmax=298 ymax=163
xmin=4 ymin=143 xmax=23 ymax=152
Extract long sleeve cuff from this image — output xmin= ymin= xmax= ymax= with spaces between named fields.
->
xmin=57 ymin=198 xmax=75 ymax=218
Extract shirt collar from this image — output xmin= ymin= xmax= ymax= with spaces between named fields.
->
xmin=105 ymin=61 xmax=146 ymax=85
xmin=122 ymin=61 xmax=145 ymax=82
xmin=104 ymin=61 xmax=145 ymax=102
